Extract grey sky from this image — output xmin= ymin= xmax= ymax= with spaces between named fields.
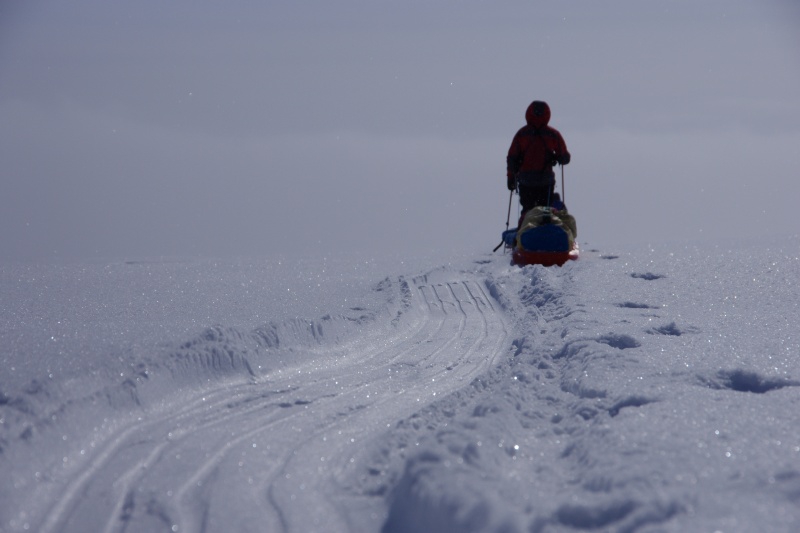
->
xmin=2 ymin=0 xmax=799 ymax=261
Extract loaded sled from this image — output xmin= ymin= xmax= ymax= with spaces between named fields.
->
xmin=501 ymin=205 xmax=579 ymax=267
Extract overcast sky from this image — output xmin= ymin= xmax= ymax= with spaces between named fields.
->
xmin=1 ymin=0 xmax=799 ymax=261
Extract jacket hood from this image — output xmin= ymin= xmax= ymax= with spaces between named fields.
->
xmin=525 ymin=100 xmax=551 ymax=128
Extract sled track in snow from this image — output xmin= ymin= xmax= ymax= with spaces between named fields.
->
xmin=36 ymin=276 xmax=509 ymax=533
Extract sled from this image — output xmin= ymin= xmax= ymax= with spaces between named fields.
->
xmin=502 ymin=223 xmax=579 ymax=267
xmin=512 ymin=243 xmax=579 ymax=267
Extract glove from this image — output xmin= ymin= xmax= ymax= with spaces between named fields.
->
xmin=557 ymin=153 xmax=571 ymax=165
xmin=507 ymin=175 xmax=516 ymax=191
xmin=506 ymin=155 xmax=521 ymax=175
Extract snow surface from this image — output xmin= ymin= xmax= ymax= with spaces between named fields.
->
xmin=1 ymin=237 xmax=799 ymax=532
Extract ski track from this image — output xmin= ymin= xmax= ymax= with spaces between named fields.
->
xmin=35 ymin=275 xmax=509 ymax=533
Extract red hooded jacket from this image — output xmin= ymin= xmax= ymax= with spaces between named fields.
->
xmin=507 ymin=101 xmax=570 ymax=187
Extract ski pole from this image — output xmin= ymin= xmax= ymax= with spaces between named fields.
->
xmin=561 ymin=164 xmax=565 ymax=203
xmin=504 ymin=188 xmax=513 ymax=230
xmin=493 ymin=190 xmax=514 ymax=252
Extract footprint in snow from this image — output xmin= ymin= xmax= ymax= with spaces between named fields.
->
xmin=608 ymin=395 xmax=658 ymax=417
xmin=597 ymin=333 xmax=641 ymax=350
xmin=616 ymin=302 xmax=660 ymax=309
xmin=647 ymin=322 xmax=699 ymax=336
xmin=701 ymin=369 xmax=800 ymax=394
xmin=630 ymin=272 xmax=666 ymax=280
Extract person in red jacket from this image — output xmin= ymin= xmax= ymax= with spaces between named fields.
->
xmin=506 ymin=100 xmax=570 ymax=214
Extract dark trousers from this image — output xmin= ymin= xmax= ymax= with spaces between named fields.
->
xmin=519 ymin=184 xmax=554 ymax=213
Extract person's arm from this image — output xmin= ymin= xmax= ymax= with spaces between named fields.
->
xmin=507 ymin=135 xmax=522 ymax=190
